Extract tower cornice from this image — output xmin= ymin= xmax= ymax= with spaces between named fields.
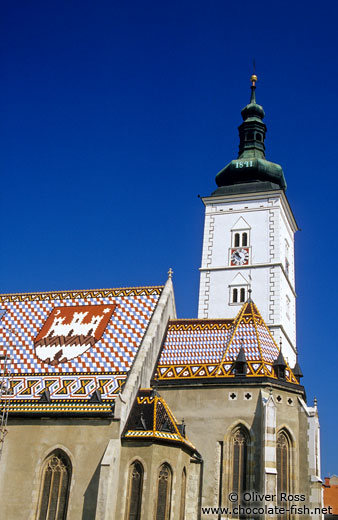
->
xmin=201 ymin=189 xmax=299 ymax=233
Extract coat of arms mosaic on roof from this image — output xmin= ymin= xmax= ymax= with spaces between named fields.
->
xmin=0 ymin=286 xmax=162 ymax=412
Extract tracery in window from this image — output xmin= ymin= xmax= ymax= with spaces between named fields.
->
xmin=179 ymin=468 xmax=186 ymax=520
xmin=126 ymin=461 xmax=144 ymax=520
xmin=277 ymin=431 xmax=291 ymax=519
xmin=37 ymin=450 xmax=71 ymax=520
xmin=155 ymin=463 xmax=172 ymax=520
xmin=277 ymin=431 xmax=289 ymax=494
xmin=231 ymin=428 xmax=249 ymax=508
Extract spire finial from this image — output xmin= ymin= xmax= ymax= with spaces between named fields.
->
xmin=247 ymin=287 xmax=253 ymax=302
xmin=250 ymin=64 xmax=257 ymax=104
xmin=251 ymin=59 xmax=257 ymax=85
xmin=168 ymin=267 xmax=173 ymax=279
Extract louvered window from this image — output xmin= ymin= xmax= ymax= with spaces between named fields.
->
xmin=232 ymin=429 xmax=248 ymax=507
xmin=126 ymin=461 xmax=143 ymax=520
xmin=37 ymin=451 xmax=71 ymax=520
xmin=179 ymin=468 xmax=186 ymax=520
xmin=155 ymin=463 xmax=172 ymax=520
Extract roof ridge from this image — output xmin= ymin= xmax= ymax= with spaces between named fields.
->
xmin=0 ymin=285 xmax=164 ymax=298
xmin=169 ymin=318 xmax=233 ymax=323
xmin=250 ymin=302 xmax=270 ymax=376
xmin=159 ymin=396 xmax=182 ymax=438
xmin=248 ymin=301 xmax=298 ymax=383
xmin=216 ymin=302 xmax=248 ymax=376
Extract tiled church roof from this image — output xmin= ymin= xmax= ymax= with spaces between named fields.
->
xmin=0 ymin=286 xmax=163 ymax=415
xmin=156 ymin=299 xmax=298 ymax=384
xmin=122 ymin=388 xmax=196 ymax=453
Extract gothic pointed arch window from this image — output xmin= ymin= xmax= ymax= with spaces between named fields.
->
xmin=37 ymin=450 xmax=71 ymax=520
xmin=277 ymin=431 xmax=291 ymax=499
xmin=155 ymin=463 xmax=172 ymax=520
xmin=126 ymin=461 xmax=144 ymax=520
xmin=231 ymin=427 xmax=249 ymax=505
xmin=179 ymin=467 xmax=187 ymax=520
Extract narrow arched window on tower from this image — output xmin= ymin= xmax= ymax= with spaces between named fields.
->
xmin=155 ymin=463 xmax=172 ymax=520
xmin=234 ymin=233 xmax=240 ymax=247
xmin=37 ymin=450 xmax=71 ymax=520
xmin=232 ymin=288 xmax=238 ymax=303
xmin=126 ymin=461 xmax=144 ymax=520
xmin=242 ymin=233 xmax=248 ymax=247
xmin=232 ymin=428 xmax=248 ymax=509
xmin=277 ymin=431 xmax=290 ymax=519
xmin=179 ymin=468 xmax=187 ymax=520
xmin=240 ymin=288 xmax=246 ymax=302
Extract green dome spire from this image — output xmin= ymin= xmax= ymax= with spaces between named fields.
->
xmin=238 ymin=74 xmax=266 ymax=159
xmin=213 ymin=75 xmax=287 ymax=196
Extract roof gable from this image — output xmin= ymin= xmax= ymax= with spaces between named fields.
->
xmin=229 ymin=272 xmax=249 ymax=286
xmin=231 ymin=216 xmax=251 ymax=231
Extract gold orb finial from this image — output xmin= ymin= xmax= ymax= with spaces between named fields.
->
xmin=251 ymin=74 xmax=257 ymax=86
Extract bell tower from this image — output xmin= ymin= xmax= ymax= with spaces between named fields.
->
xmin=198 ymin=75 xmax=298 ymax=365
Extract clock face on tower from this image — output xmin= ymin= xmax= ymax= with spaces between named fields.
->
xmin=230 ymin=248 xmax=249 ymax=266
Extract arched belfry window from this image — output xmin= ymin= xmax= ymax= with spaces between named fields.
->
xmin=37 ymin=450 xmax=71 ymax=520
xmin=179 ymin=468 xmax=187 ymax=520
xmin=231 ymin=428 xmax=249 ymax=505
xmin=155 ymin=463 xmax=172 ymax=520
xmin=277 ymin=431 xmax=290 ymax=498
xmin=233 ymin=288 xmax=238 ymax=303
xmin=126 ymin=461 xmax=144 ymax=520
xmin=231 ymin=218 xmax=251 ymax=251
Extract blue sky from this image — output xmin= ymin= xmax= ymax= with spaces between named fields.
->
xmin=1 ymin=0 xmax=337 ymax=477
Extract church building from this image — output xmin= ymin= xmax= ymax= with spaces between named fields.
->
xmin=0 ymin=76 xmax=322 ymax=520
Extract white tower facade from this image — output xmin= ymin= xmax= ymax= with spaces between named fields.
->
xmin=198 ymin=77 xmax=298 ymax=366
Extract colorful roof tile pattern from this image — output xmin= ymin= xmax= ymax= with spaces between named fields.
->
xmin=123 ymin=388 xmax=196 ymax=453
xmin=157 ymin=300 xmax=298 ymax=384
xmin=5 ymin=400 xmax=114 ymax=416
xmin=0 ymin=287 xmax=162 ymax=413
